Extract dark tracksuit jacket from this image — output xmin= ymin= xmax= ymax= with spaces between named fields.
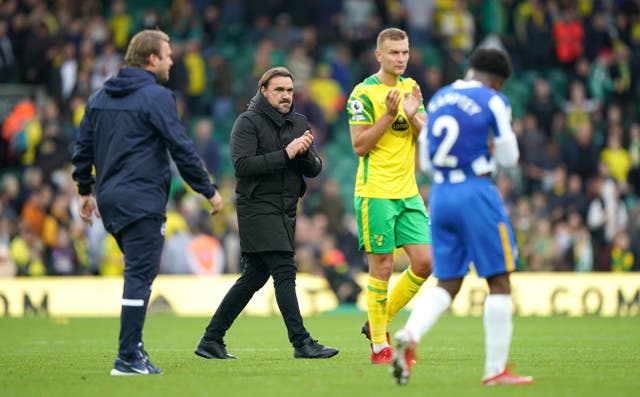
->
xmin=230 ymin=90 xmax=322 ymax=253
xmin=72 ymin=66 xmax=217 ymax=361
xmin=72 ymin=66 xmax=216 ymax=235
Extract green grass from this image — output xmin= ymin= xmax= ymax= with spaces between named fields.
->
xmin=1 ymin=313 xmax=639 ymax=397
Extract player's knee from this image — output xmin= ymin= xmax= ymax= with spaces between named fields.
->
xmin=437 ymin=279 xmax=462 ymax=297
xmin=487 ymin=273 xmax=511 ymax=294
xmin=410 ymin=254 xmax=432 ymax=277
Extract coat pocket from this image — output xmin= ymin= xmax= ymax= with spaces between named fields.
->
xmin=237 ymin=178 xmax=260 ymax=200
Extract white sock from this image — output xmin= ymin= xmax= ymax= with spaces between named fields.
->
xmin=372 ymin=343 xmax=389 ymax=353
xmin=404 ymin=286 xmax=452 ymax=343
xmin=483 ymin=294 xmax=513 ymax=378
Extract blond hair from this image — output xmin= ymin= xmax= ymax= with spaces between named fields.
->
xmin=124 ymin=29 xmax=170 ymax=67
xmin=376 ymin=28 xmax=408 ymax=49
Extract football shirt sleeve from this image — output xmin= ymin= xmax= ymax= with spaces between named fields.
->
xmin=488 ymin=95 xmax=519 ymax=168
xmin=347 ymin=87 xmax=374 ymax=125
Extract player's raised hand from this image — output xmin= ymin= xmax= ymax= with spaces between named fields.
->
xmin=385 ymin=89 xmax=401 ymax=118
xmin=403 ymin=85 xmax=422 ymax=120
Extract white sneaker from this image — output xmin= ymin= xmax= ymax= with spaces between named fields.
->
xmin=390 ymin=329 xmax=416 ymax=385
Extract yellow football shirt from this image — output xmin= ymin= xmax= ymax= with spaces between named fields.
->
xmin=347 ymin=75 xmax=424 ymax=199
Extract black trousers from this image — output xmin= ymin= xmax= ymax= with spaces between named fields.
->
xmin=204 ymin=251 xmax=310 ymax=347
xmin=113 ymin=216 xmax=165 ymax=361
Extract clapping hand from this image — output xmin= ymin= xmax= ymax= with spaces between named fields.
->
xmin=286 ymin=130 xmax=314 ymax=160
xmin=403 ymin=85 xmax=422 ymax=120
xmin=385 ymin=89 xmax=401 ymax=118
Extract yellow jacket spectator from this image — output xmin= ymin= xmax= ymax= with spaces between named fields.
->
xmin=184 ymin=40 xmax=206 ymax=96
xmin=42 ymin=194 xmax=72 ymax=248
xmin=599 ymin=126 xmax=631 ymax=185
xmin=10 ymin=223 xmax=46 ymax=276
xmin=308 ymin=63 xmax=345 ymax=124
xmin=108 ymin=0 xmax=133 ymax=51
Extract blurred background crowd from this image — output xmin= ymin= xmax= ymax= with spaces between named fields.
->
xmin=0 ymin=0 xmax=639 ymax=298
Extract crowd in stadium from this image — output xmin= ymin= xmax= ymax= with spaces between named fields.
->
xmin=0 ymin=0 xmax=639 ymax=284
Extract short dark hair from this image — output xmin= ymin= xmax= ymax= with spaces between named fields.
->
xmin=124 ymin=29 xmax=170 ymax=67
xmin=469 ymin=48 xmax=512 ymax=80
xmin=258 ymin=67 xmax=294 ymax=89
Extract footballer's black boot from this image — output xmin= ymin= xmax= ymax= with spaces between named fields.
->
xmin=293 ymin=337 xmax=339 ymax=359
xmin=194 ymin=338 xmax=237 ymax=359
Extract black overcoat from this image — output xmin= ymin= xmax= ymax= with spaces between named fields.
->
xmin=230 ymin=91 xmax=322 ymax=253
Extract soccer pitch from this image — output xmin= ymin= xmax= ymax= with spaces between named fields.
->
xmin=1 ymin=313 xmax=638 ymax=397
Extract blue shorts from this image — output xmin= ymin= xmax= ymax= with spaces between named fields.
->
xmin=429 ymin=178 xmax=517 ymax=280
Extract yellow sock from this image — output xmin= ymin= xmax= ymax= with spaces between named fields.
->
xmin=366 ymin=276 xmax=389 ymax=345
xmin=387 ymin=267 xmax=426 ymax=322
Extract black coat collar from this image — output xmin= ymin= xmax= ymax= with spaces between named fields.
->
xmin=248 ymin=90 xmax=294 ymax=127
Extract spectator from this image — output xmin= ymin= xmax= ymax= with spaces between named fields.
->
xmin=314 ymin=177 xmax=345 ymax=237
xmin=308 ymin=63 xmax=344 ymax=127
xmin=439 ymin=0 xmax=475 ymax=54
xmin=567 ymin=209 xmax=594 ymax=272
xmin=0 ymin=19 xmax=16 ymax=83
xmin=329 ymin=44 xmax=354 ymax=95
xmin=57 ymin=43 xmax=79 ymax=105
xmin=627 ymin=123 xmax=640 ymax=196
xmin=586 ymin=170 xmax=629 ymax=269
xmin=0 ymin=243 xmax=17 ymax=277
xmin=192 ymin=117 xmax=223 ymax=177
xmin=0 ymin=173 xmax=21 ymax=220
xmin=561 ymin=120 xmax=600 ymax=184
xmin=294 ymin=85 xmax=328 ymax=146
xmin=609 ymin=230 xmax=634 ymax=272
xmin=10 ymin=221 xmax=45 ymax=276
xmin=583 ymin=10 xmax=612 ymax=61
xmin=402 ymin=0 xmax=436 ymax=45
xmin=320 ymin=234 xmax=362 ymax=305
xmin=527 ymin=78 xmax=559 ymax=138
xmin=563 ymin=80 xmax=600 ymax=134
xmin=599 ymin=124 xmax=631 ymax=188
xmin=552 ymin=6 xmax=584 ymax=69
xmin=588 ymin=47 xmax=615 ymax=103
xmin=108 ymin=0 xmax=132 ymax=51
xmin=183 ymin=39 xmax=207 ymax=116
xmin=48 ymin=227 xmax=79 ymax=275
xmin=207 ymin=54 xmax=234 ymax=121
xmin=514 ymin=0 xmax=554 ymax=70
xmin=91 ymin=42 xmax=122 ymax=91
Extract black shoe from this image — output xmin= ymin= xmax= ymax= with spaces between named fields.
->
xmin=294 ymin=337 xmax=339 ymax=359
xmin=194 ymin=338 xmax=237 ymax=359
xmin=361 ymin=320 xmax=390 ymax=344
xmin=361 ymin=320 xmax=370 ymax=339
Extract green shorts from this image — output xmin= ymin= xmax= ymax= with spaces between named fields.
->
xmin=354 ymin=195 xmax=431 ymax=254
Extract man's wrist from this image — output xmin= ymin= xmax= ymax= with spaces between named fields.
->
xmin=78 ymin=185 xmax=92 ymax=196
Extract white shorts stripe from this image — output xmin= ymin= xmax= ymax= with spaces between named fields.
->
xmin=121 ymin=299 xmax=145 ymax=307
